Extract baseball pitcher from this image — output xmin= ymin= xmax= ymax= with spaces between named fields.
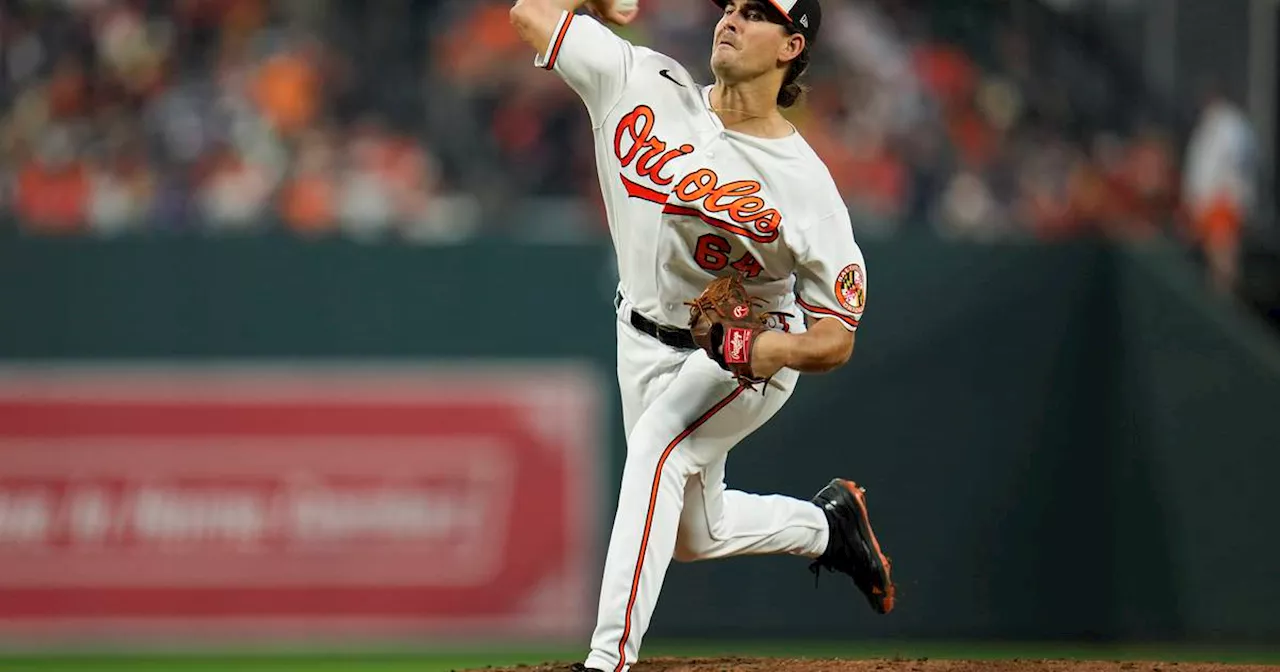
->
xmin=509 ymin=0 xmax=896 ymax=669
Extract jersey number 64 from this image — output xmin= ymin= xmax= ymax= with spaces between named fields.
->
xmin=694 ymin=234 xmax=764 ymax=279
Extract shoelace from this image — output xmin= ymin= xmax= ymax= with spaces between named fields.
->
xmin=807 ymin=523 xmax=875 ymax=588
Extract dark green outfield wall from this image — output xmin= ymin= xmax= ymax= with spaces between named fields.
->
xmin=2 ymin=235 xmax=1277 ymax=642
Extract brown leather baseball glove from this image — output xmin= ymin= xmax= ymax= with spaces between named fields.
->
xmin=686 ymin=273 xmax=769 ymax=389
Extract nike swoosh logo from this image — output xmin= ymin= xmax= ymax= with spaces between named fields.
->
xmin=659 ymin=69 xmax=686 ymax=88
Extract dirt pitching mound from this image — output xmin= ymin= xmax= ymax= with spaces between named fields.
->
xmin=462 ymin=657 xmax=1280 ymax=672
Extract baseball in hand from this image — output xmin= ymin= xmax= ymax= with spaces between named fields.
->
xmin=613 ymin=0 xmax=639 ymax=14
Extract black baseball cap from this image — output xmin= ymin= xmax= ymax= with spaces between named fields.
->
xmin=710 ymin=0 xmax=822 ymax=46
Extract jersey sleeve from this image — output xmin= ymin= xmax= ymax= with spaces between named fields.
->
xmin=791 ymin=208 xmax=867 ymax=332
xmin=533 ymin=11 xmax=637 ymax=126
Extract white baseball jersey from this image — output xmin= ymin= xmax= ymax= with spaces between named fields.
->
xmin=536 ymin=10 xmax=867 ymax=335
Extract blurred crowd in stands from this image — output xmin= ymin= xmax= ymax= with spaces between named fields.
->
xmin=0 ymin=0 xmax=1263 ymax=277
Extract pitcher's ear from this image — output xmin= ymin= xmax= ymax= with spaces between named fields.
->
xmin=780 ymin=32 xmax=805 ymax=63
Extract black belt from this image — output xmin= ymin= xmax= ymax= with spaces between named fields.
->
xmin=617 ymin=292 xmax=697 ymax=350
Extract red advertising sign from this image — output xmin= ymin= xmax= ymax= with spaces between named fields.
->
xmin=0 ymin=364 xmax=602 ymax=642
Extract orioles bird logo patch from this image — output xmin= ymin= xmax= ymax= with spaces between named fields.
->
xmin=835 ymin=264 xmax=866 ymax=317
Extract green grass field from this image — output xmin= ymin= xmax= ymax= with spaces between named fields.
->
xmin=3 ymin=641 xmax=1279 ymax=672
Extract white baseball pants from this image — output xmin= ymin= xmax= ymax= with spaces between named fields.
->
xmin=583 ymin=294 xmax=830 ymax=672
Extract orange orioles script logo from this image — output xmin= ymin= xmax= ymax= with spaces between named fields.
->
xmin=615 ymin=105 xmax=782 ymax=243
xmin=836 ymin=263 xmax=866 ymax=316
xmin=615 ymin=105 xmax=693 ymax=187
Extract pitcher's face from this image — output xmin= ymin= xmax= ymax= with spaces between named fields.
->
xmin=710 ymin=0 xmax=801 ymax=83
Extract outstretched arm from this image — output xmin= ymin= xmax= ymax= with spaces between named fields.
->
xmin=511 ymin=0 xmax=636 ymax=56
xmin=509 ymin=0 xmax=640 ymax=125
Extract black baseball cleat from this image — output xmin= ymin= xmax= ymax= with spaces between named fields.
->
xmin=809 ymin=478 xmax=896 ymax=614
xmin=569 ymin=665 xmax=603 ymax=672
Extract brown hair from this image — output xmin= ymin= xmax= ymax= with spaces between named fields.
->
xmin=777 ymin=27 xmax=810 ymax=109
